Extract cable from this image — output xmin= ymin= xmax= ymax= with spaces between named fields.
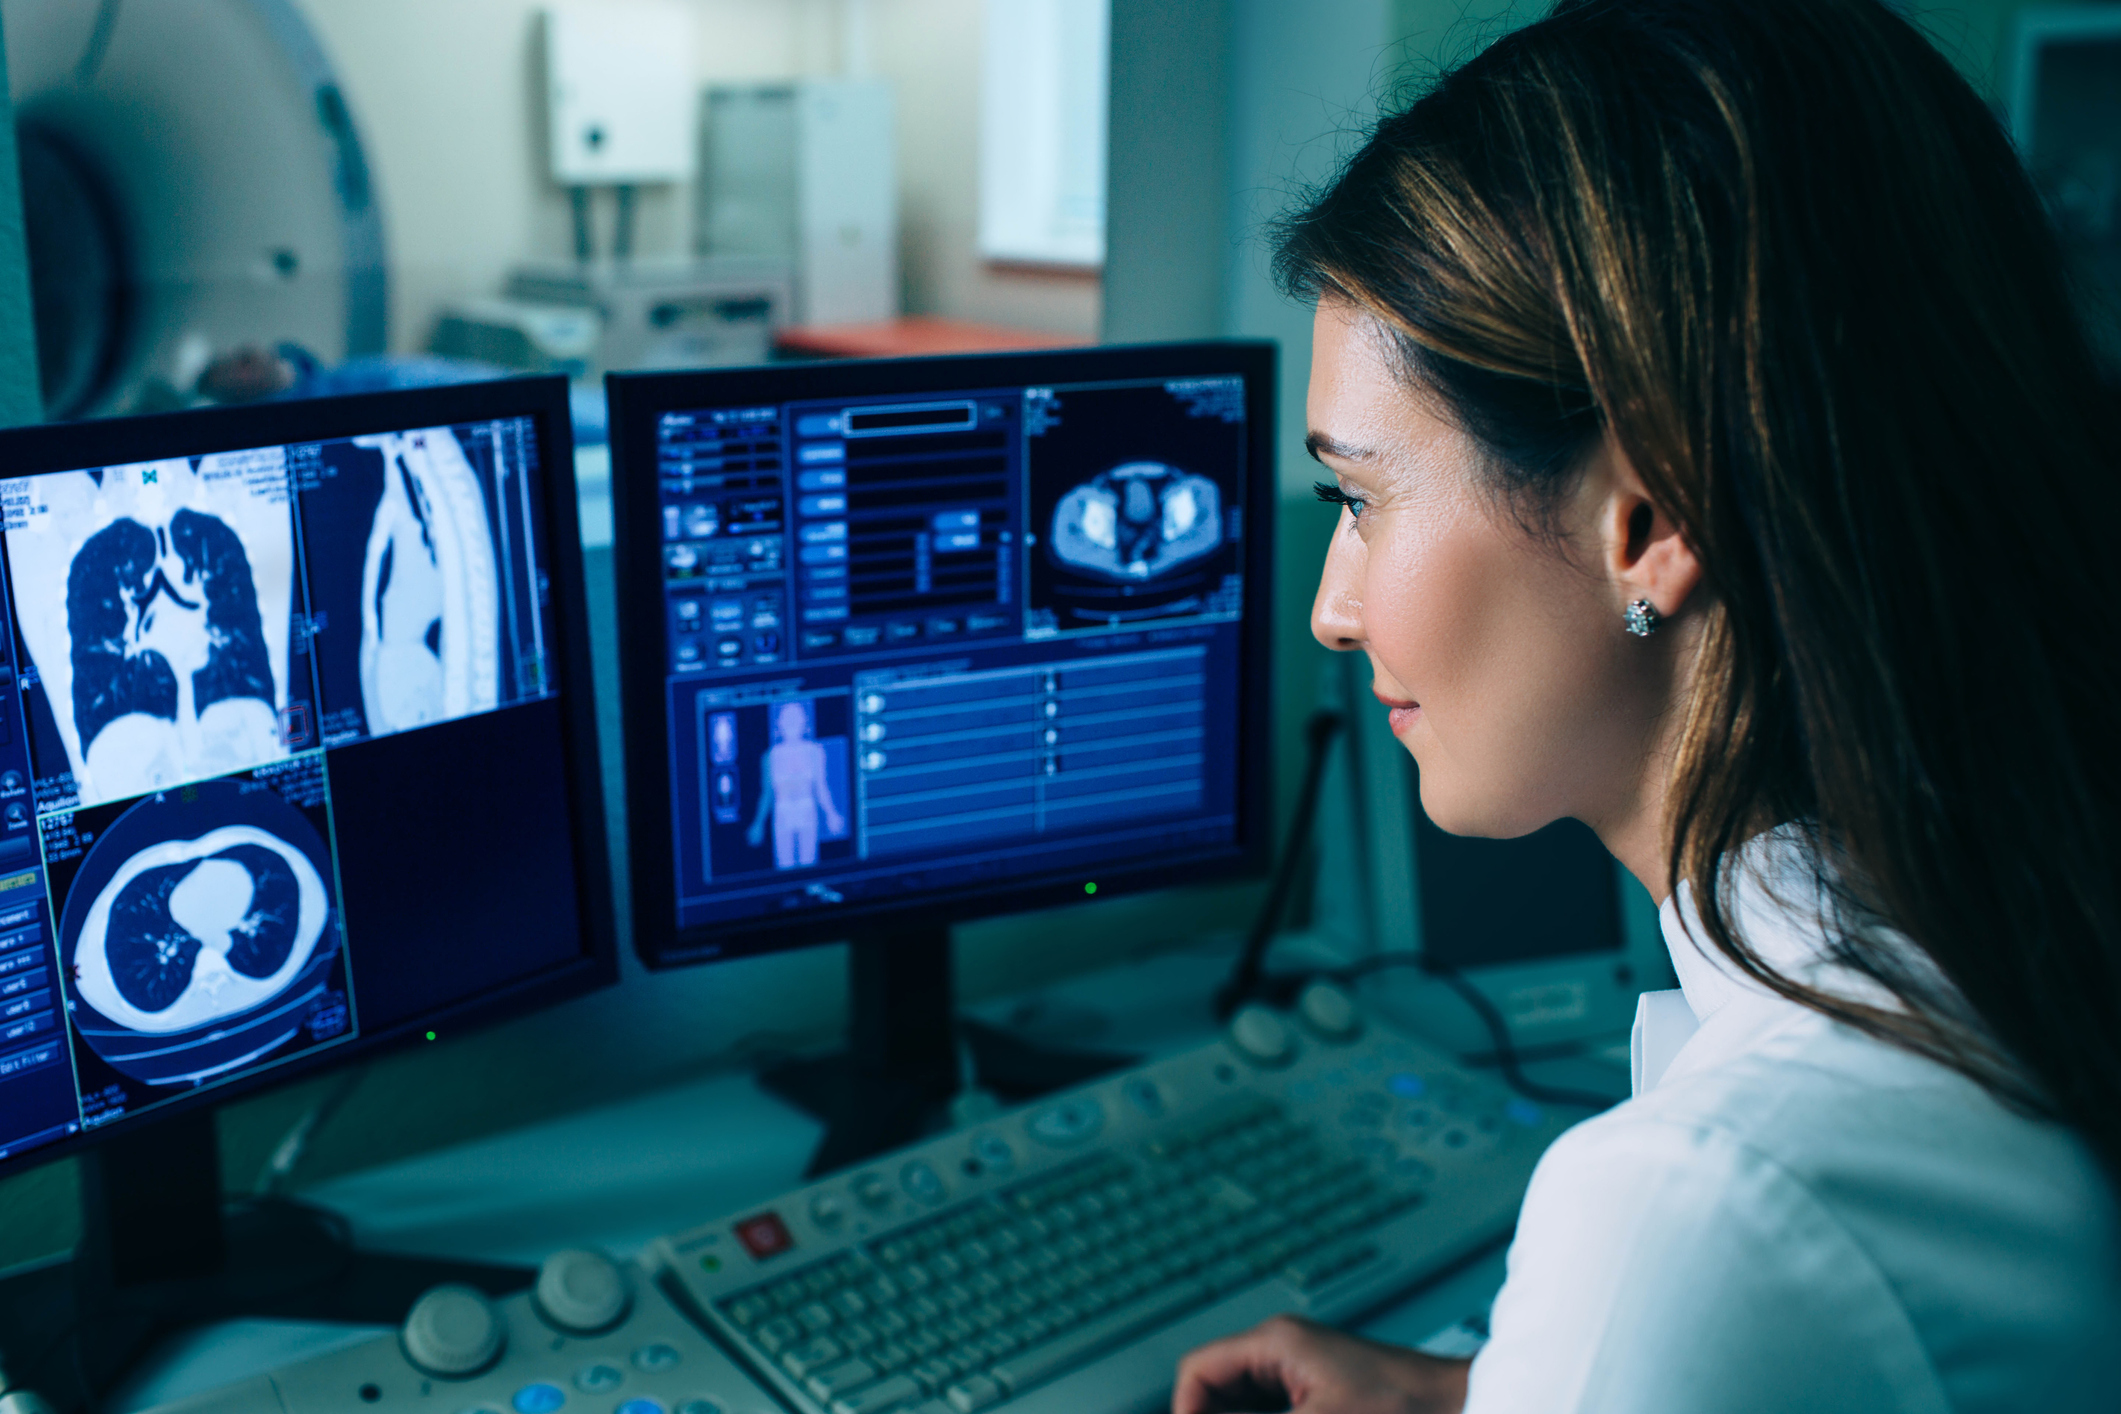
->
xmin=1325 ymin=950 xmax=1624 ymax=1110
xmin=1215 ymin=708 xmax=1344 ymax=1019
xmin=76 ymin=0 xmax=123 ymax=84
xmin=254 ymin=1066 xmax=368 ymax=1196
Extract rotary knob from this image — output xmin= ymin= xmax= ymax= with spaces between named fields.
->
xmin=1298 ymin=981 xmax=1361 ymax=1040
xmin=1229 ymin=1004 xmax=1295 ymax=1065
xmin=535 ymin=1248 xmax=631 ymax=1333
xmin=401 ymin=1283 xmax=505 ymax=1377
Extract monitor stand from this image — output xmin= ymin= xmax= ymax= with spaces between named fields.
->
xmin=758 ymin=925 xmax=1137 ymax=1176
xmin=0 ymin=1109 xmax=531 ymax=1405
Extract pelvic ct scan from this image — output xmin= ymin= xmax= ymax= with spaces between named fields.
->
xmin=1049 ymin=461 xmax=1224 ymax=582
xmin=57 ymin=774 xmax=344 ymax=1089
xmin=3 ymin=453 xmax=296 ymax=809
xmin=355 ymin=428 xmax=502 ymax=736
xmin=747 ymin=698 xmax=848 ymax=869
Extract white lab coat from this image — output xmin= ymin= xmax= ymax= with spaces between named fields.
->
xmin=1463 ymin=831 xmax=2121 ymax=1411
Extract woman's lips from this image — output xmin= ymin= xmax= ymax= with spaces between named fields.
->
xmin=1373 ymin=689 xmax=1421 ymax=734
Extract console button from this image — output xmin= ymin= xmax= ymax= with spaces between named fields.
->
xmin=675 ymin=1403 xmax=722 ymax=1414
xmin=511 ymin=1387 xmax=566 ymax=1414
xmin=616 ymin=1401 xmax=665 ymax=1414
xmin=1298 ymin=982 xmax=1361 ymax=1040
xmin=1026 ymin=1097 xmax=1104 ymax=1147
xmin=900 ymin=1160 xmax=946 ymax=1204
xmin=971 ymin=1133 xmax=1016 ymax=1173
xmin=575 ymin=1365 xmax=623 ymax=1393
xmin=402 ymin=1284 xmax=505 ymax=1377
xmin=1228 ymin=1006 xmax=1294 ymax=1065
xmin=633 ymin=1344 xmax=682 ymax=1372
xmin=538 ymin=1249 xmax=631 ymax=1333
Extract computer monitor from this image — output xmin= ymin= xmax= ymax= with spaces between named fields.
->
xmin=608 ymin=342 xmax=1276 ymax=1168
xmin=0 ymin=378 xmax=613 ymax=1381
xmin=1310 ymin=649 xmax=1667 ymax=1058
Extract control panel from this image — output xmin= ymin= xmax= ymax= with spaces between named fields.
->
xmin=137 ymin=1254 xmax=783 ymax=1414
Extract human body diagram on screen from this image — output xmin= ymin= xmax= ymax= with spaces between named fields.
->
xmin=747 ymin=700 xmax=847 ymax=869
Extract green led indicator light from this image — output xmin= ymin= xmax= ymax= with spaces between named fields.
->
xmin=425 ymin=1031 xmax=437 ymax=1041
xmin=1084 ymin=881 xmax=1098 ymax=895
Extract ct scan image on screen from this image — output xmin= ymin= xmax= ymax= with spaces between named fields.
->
xmin=289 ymin=420 xmax=552 ymax=748
xmin=3 ymin=452 xmax=303 ymax=811
xmin=0 ymin=409 xmax=570 ymax=1154
xmin=1024 ymin=379 xmax=1245 ymax=639
xmin=40 ymin=759 xmax=348 ymax=1118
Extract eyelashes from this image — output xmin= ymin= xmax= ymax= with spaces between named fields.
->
xmin=1314 ymin=480 xmax=1366 ymax=519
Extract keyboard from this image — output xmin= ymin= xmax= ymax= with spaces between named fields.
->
xmin=650 ymin=984 xmax=1574 ymax=1414
xmin=126 ymin=985 xmax=1575 ymax=1414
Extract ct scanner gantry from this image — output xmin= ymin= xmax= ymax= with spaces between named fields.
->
xmin=3 ymin=0 xmax=386 ymax=420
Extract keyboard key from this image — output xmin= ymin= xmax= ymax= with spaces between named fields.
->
xmin=782 ymin=1336 xmax=845 ymax=1377
xmin=990 ymin=1279 xmax=1209 ymax=1395
xmin=806 ymin=1357 xmax=880 ymax=1402
xmin=943 ymin=1375 xmax=1004 ymax=1412
xmin=755 ymin=1315 xmax=803 ymax=1354
xmin=830 ymin=1374 xmax=925 ymax=1414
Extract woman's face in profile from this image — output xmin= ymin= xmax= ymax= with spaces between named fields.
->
xmin=1307 ymin=301 xmax=1671 ymax=841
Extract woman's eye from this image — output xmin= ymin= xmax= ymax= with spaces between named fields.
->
xmin=1314 ymin=480 xmax=1366 ymax=520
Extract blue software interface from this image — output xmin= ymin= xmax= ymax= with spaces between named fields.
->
xmin=0 ymin=417 xmax=581 ymax=1165
xmin=658 ymin=375 xmax=1252 ymax=938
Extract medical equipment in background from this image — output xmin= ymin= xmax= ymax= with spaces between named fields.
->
xmin=540 ymin=1 xmax=696 ymax=266
xmin=696 ymin=80 xmax=899 ymax=327
xmin=510 ymin=256 xmax=793 ymax=373
xmin=2 ymin=0 xmax=387 ymax=420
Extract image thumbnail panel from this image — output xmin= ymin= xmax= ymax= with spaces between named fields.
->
xmin=3 ymin=452 xmax=304 ymax=810
xmin=1024 ymin=380 xmax=1246 ymax=638
xmin=41 ymin=756 xmax=348 ymax=1122
xmin=293 ymin=419 xmax=552 ymax=748
xmin=695 ymin=689 xmax=852 ymax=882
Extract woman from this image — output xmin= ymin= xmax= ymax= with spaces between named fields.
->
xmin=1175 ymin=1 xmax=2121 ymax=1409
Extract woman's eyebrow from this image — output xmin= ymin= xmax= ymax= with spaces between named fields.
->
xmin=1305 ymin=431 xmax=1374 ymax=463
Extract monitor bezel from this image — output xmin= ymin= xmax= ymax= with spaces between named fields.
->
xmin=610 ymin=341 xmax=1277 ymax=970
xmin=0 ymin=376 xmax=618 ymax=1180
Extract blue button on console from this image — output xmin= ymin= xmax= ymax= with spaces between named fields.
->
xmin=513 ymin=1385 xmax=566 ymax=1414
xmin=1387 ymin=1072 xmax=1427 ymax=1098
xmin=616 ymin=1400 xmax=665 ymax=1414
xmin=1505 ymin=1098 xmax=1544 ymax=1127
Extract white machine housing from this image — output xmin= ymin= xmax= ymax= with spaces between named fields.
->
xmin=2 ymin=0 xmax=386 ymax=418
xmin=541 ymin=1 xmax=697 ymax=186
xmin=696 ymin=81 xmax=898 ymax=327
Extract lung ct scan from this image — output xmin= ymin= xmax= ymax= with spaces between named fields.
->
xmin=43 ymin=762 xmax=346 ymax=1106
xmin=0 ymin=410 xmax=560 ymax=1136
xmin=3 ymin=453 xmax=299 ymax=811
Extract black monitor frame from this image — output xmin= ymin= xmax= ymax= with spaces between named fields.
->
xmin=610 ymin=341 xmax=1278 ymax=971
xmin=0 ymin=378 xmax=617 ymax=1191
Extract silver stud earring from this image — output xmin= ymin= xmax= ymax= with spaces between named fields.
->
xmin=1624 ymin=599 xmax=1662 ymax=637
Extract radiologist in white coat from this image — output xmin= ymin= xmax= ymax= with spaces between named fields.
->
xmin=1172 ymin=1 xmax=2121 ymax=1410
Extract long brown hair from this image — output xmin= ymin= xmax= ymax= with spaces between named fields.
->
xmin=1278 ymin=0 xmax=2121 ymax=1176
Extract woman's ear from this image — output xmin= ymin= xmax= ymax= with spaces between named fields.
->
xmin=1594 ymin=435 xmax=1704 ymax=620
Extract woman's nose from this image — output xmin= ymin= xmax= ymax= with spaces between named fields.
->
xmin=1311 ymin=532 xmax=1365 ymax=652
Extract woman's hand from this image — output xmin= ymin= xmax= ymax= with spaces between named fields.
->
xmin=1173 ymin=1315 xmax=1471 ymax=1414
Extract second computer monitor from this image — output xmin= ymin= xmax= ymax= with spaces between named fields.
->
xmin=610 ymin=342 xmax=1276 ymax=966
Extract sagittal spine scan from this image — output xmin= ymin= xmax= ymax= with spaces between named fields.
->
xmin=71 ymin=818 xmax=334 ymax=1086
xmin=4 ymin=455 xmax=295 ymax=807
xmin=1050 ymin=461 xmax=1223 ymax=581
xmin=357 ymin=429 xmax=501 ymax=734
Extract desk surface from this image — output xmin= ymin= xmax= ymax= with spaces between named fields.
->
xmin=773 ymin=317 xmax=1093 ymax=360
xmin=110 ymin=947 xmax=1617 ymax=1414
